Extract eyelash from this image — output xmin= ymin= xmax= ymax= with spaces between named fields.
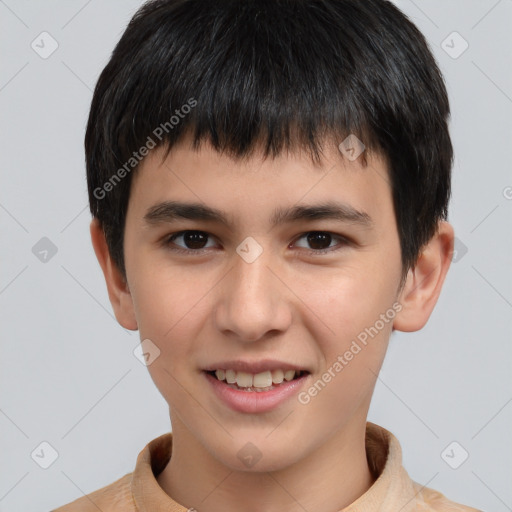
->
xmin=162 ymin=230 xmax=352 ymax=256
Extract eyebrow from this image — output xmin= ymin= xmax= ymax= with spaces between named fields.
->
xmin=143 ymin=200 xmax=373 ymax=229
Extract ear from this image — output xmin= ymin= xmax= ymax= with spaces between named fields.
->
xmin=90 ymin=218 xmax=138 ymax=331
xmin=393 ymin=221 xmax=454 ymax=332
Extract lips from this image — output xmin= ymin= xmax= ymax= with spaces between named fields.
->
xmin=202 ymin=359 xmax=310 ymax=392
xmin=207 ymin=368 xmax=307 ymax=389
xmin=204 ymin=370 xmax=310 ymax=413
xmin=202 ymin=359 xmax=310 ymax=375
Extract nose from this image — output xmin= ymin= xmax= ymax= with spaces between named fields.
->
xmin=213 ymin=247 xmax=292 ymax=343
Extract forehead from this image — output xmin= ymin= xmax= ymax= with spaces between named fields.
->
xmin=128 ymin=136 xmax=393 ymax=230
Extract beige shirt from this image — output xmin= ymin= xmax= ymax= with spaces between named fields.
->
xmin=53 ymin=422 xmax=480 ymax=511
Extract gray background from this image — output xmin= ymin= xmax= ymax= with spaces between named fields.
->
xmin=1 ymin=1 xmax=511 ymax=511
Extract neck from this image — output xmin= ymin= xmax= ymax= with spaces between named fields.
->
xmin=157 ymin=416 xmax=375 ymax=512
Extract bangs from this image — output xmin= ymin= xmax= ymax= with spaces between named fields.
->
xmin=97 ymin=0 xmax=391 ymax=168
xmin=86 ymin=0 xmax=452 ymax=278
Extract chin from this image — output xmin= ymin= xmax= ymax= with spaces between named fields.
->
xmin=208 ymin=435 xmax=305 ymax=473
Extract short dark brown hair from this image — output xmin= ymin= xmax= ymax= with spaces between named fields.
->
xmin=85 ymin=0 xmax=453 ymax=283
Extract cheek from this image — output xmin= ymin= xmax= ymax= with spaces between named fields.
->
xmin=127 ymin=257 xmax=225 ymax=396
xmin=311 ymin=264 xmax=397 ymax=341
xmin=129 ymin=267 xmax=205 ymax=407
xmin=128 ymin=243 xmax=196 ymax=332
xmin=301 ymin=264 xmax=398 ymax=409
xmin=297 ymin=276 xmax=395 ymax=422
xmin=126 ymin=255 xmax=198 ymax=365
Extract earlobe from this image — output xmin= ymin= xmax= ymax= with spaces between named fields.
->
xmin=90 ymin=218 xmax=138 ymax=331
xmin=393 ymin=221 xmax=454 ymax=332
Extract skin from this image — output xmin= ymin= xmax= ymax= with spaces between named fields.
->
xmin=91 ymin=134 xmax=454 ymax=512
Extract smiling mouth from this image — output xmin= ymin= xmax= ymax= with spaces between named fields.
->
xmin=205 ymin=369 xmax=309 ymax=392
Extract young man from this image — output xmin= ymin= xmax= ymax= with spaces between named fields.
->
xmin=54 ymin=0 xmax=480 ymax=510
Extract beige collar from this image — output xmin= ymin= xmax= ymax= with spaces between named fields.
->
xmin=131 ymin=422 xmax=421 ymax=512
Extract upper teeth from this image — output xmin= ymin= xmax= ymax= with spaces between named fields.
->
xmin=214 ymin=369 xmax=299 ymax=388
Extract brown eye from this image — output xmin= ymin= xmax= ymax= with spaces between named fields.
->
xmin=293 ymin=231 xmax=350 ymax=254
xmin=167 ymin=230 xmax=216 ymax=252
xmin=306 ymin=232 xmax=333 ymax=250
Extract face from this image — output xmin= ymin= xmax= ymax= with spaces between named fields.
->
xmin=121 ymin=136 xmax=404 ymax=471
